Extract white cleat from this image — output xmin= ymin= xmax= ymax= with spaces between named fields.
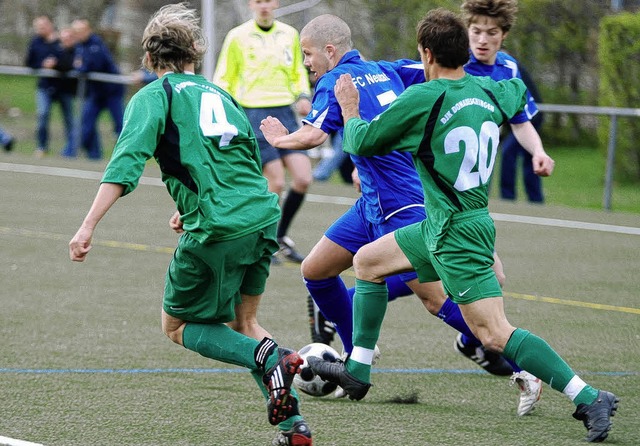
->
xmin=510 ymin=370 xmax=543 ymax=416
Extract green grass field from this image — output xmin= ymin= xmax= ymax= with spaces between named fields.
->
xmin=0 ymin=153 xmax=638 ymax=445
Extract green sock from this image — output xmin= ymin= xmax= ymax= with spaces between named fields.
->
xmin=504 ymin=328 xmax=598 ymax=405
xmin=182 ymin=322 xmax=259 ymax=369
xmin=346 ymin=279 xmax=389 ymax=383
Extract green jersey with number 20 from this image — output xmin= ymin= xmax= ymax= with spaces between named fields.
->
xmin=342 ymin=74 xmax=527 ymax=228
xmin=102 ymin=73 xmax=280 ymax=243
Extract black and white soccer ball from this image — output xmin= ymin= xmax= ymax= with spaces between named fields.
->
xmin=293 ymin=342 xmax=341 ymax=397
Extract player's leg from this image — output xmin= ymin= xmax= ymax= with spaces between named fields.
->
xmin=302 ymin=235 xmax=355 ymax=351
xmin=459 ymin=297 xmax=618 ymax=441
xmin=164 ymin=228 xmax=305 ymax=426
xmin=308 ymin=229 xmax=413 ymax=400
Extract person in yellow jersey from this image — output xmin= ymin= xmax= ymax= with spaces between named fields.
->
xmin=214 ymin=0 xmax=312 ymax=264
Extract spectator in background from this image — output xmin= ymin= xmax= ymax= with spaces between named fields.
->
xmin=214 ymin=0 xmax=312 ymax=264
xmin=25 ymin=15 xmax=75 ymax=159
xmin=0 ymin=127 xmax=14 ymax=152
xmin=72 ymin=18 xmax=124 ymax=160
xmin=56 ymin=27 xmax=79 ymax=158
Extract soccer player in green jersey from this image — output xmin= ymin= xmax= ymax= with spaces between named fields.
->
xmin=309 ymin=8 xmax=619 ymax=443
xmin=68 ymin=4 xmax=313 ymax=445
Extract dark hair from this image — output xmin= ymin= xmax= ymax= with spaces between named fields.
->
xmin=416 ymin=9 xmax=469 ymax=69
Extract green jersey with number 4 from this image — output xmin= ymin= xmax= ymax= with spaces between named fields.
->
xmin=102 ymin=73 xmax=280 ymax=243
xmin=342 ymin=74 xmax=527 ymax=228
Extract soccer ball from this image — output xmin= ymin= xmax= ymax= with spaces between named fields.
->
xmin=293 ymin=343 xmax=341 ymax=397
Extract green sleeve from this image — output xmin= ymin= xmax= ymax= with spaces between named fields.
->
xmin=101 ymin=88 xmax=166 ymax=195
xmin=342 ymin=91 xmax=420 ymax=157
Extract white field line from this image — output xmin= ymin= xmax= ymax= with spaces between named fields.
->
xmin=2 ymin=162 xmax=639 ymax=236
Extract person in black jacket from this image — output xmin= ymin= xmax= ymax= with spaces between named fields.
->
xmin=25 ymin=15 xmax=76 ymax=158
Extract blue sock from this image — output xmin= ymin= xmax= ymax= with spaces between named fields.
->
xmin=438 ymin=298 xmax=481 ymax=342
xmin=348 ymin=274 xmax=413 ymax=302
xmin=304 ymin=276 xmax=353 ymax=352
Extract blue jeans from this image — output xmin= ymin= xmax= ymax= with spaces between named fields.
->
xmin=80 ymin=92 xmax=124 ymax=160
xmin=36 ymin=88 xmax=75 ymax=154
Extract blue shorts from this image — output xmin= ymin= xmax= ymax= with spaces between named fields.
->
xmin=325 ymin=199 xmax=425 ymax=283
xmin=244 ymin=106 xmax=308 ymax=166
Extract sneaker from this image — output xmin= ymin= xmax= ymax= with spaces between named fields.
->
xmin=454 ymin=333 xmax=514 ymax=376
xmin=34 ymin=148 xmax=47 ymax=159
xmin=307 ymin=295 xmax=336 ymax=345
xmin=272 ymin=420 xmax=313 ymax=446
xmin=263 ymin=348 xmax=304 ymax=425
xmin=307 ymin=356 xmax=371 ymax=401
xmin=510 ymin=371 xmax=542 ymax=416
xmin=572 ymin=390 xmax=619 ymax=442
xmin=278 ymin=236 xmax=305 ymax=263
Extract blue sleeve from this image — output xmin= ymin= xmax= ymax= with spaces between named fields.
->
xmin=303 ymin=75 xmax=343 ymax=135
xmin=379 ymin=59 xmax=425 ymax=88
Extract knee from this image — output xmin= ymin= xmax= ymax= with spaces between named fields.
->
xmin=301 ymin=254 xmax=329 ymax=280
xmin=352 ymin=250 xmax=380 ymax=282
xmin=162 ymin=321 xmax=185 ymax=346
xmin=291 ymin=174 xmax=312 ymax=193
xmin=268 ymin=177 xmax=286 ymax=195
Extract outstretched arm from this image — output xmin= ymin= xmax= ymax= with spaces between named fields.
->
xmin=510 ymin=121 xmax=555 ymax=177
xmin=260 ymin=117 xmax=329 ymax=150
xmin=69 ymin=183 xmax=125 ymax=262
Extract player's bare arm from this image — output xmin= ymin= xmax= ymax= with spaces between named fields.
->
xmin=260 ymin=116 xmax=329 ymax=150
xmin=69 ymin=182 xmax=125 ymax=262
xmin=511 ymin=121 xmax=555 ymax=177
xmin=333 ymin=73 xmax=361 ymax=121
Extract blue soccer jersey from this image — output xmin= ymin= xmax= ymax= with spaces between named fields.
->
xmin=303 ymin=50 xmax=425 ymax=224
xmin=464 ymin=51 xmax=538 ymax=124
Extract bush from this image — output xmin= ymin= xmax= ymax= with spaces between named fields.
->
xmin=598 ymin=12 xmax=640 ymax=183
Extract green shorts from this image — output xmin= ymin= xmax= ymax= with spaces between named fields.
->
xmin=163 ymin=223 xmax=278 ymax=323
xmin=395 ymin=208 xmax=501 ymax=305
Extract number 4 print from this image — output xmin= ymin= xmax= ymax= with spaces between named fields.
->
xmin=199 ymin=92 xmax=238 ymax=147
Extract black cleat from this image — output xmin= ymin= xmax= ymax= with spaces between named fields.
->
xmin=454 ymin=333 xmax=514 ymax=376
xmin=272 ymin=419 xmax=313 ymax=445
xmin=263 ymin=348 xmax=304 ymax=425
xmin=278 ymin=236 xmax=305 ymax=263
xmin=572 ymin=390 xmax=619 ymax=442
xmin=307 ymin=294 xmax=336 ymax=345
xmin=307 ymin=356 xmax=371 ymax=401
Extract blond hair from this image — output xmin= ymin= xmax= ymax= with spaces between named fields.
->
xmin=141 ymin=3 xmax=207 ymax=73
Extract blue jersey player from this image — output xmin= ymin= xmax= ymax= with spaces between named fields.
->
xmin=260 ymin=14 xmax=526 ymax=402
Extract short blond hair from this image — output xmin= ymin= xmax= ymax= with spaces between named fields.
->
xmin=141 ymin=3 xmax=207 ymax=73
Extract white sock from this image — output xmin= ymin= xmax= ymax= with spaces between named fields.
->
xmin=350 ymin=346 xmax=375 ymax=365
xmin=563 ymin=375 xmax=588 ymax=401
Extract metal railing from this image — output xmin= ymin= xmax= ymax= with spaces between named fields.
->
xmin=1 ymin=65 xmax=639 ymax=210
